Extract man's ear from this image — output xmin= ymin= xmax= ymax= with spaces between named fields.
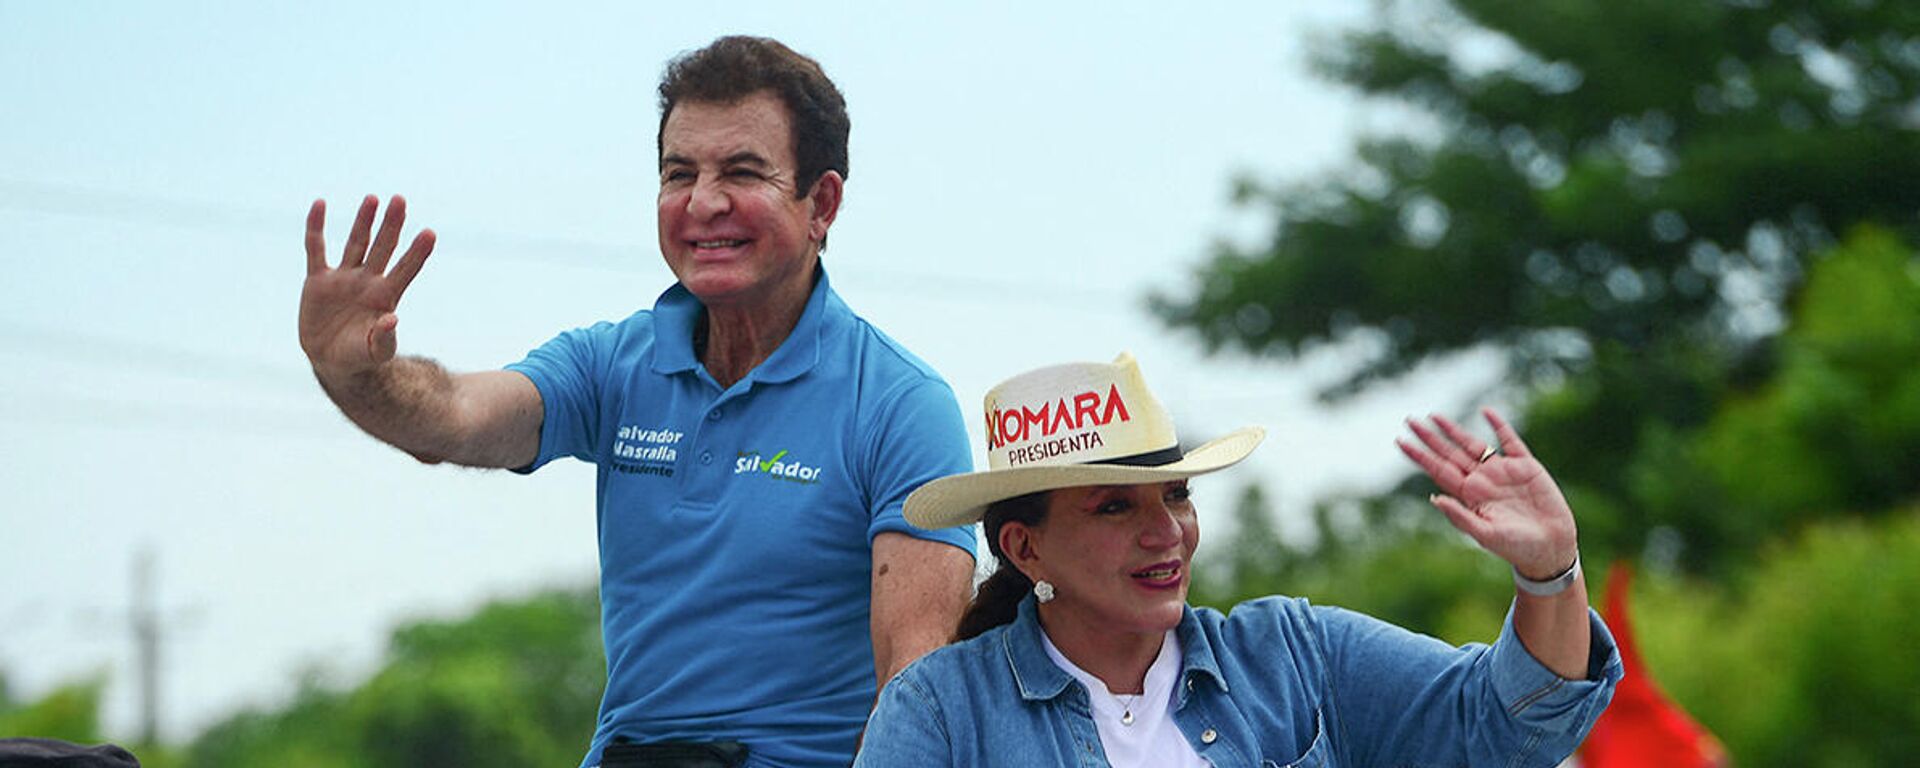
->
xmin=806 ymin=170 xmax=843 ymax=244
xmin=1000 ymin=520 xmax=1044 ymax=584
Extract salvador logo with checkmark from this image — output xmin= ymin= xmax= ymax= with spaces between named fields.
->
xmin=733 ymin=448 xmax=824 ymax=484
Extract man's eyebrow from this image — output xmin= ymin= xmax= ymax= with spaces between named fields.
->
xmin=659 ymin=151 xmax=770 ymax=171
xmin=724 ymin=151 xmax=770 ymax=167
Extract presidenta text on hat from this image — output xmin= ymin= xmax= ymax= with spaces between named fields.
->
xmin=985 ymin=354 xmax=1174 ymax=468
xmin=905 ymin=352 xmax=1264 ymax=530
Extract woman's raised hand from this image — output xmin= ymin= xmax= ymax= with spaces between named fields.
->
xmin=1397 ymin=408 xmax=1579 ymax=580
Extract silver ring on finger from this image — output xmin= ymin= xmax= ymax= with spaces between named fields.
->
xmin=1478 ymin=445 xmax=1497 ymax=463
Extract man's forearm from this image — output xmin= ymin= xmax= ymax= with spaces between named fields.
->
xmin=315 ymin=360 xmax=542 ymax=469
xmin=315 ymin=355 xmax=469 ymax=464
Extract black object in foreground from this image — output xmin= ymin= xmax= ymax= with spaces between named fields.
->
xmin=0 ymin=738 xmax=139 ymax=768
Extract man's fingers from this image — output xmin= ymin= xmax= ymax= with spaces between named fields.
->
xmin=366 ymin=194 xmax=408 ymax=274
xmin=305 ymin=199 xmax=329 ymax=275
xmin=1483 ymin=407 xmax=1532 ymax=458
xmin=368 ymin=312 xmax=399 ymax=364
xmin=386 ymin=229 xmax=436 ymax=298
xmin=340 ymin=194 xmax=379 ymax=269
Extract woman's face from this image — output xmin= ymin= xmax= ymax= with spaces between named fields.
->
xmin=1016 ymin=479 xmax=1199 ymax=637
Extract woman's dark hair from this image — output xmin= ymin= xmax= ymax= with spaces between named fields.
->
xmin=954 ymin=490 xmax=1051 ymax=641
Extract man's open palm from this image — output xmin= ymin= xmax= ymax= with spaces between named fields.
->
xmin=299 ymin=194 xmax=435 ymax=377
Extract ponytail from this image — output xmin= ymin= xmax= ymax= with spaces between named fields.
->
xmin=953 ymin=491 xmax=1051 ymax=641
xmin=955 ymin=566 xmax=1032 ymax=641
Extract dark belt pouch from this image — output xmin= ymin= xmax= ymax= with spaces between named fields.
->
xmin=601 ymin=740 xmax=748 ymax=768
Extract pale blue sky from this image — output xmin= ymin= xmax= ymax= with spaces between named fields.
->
xmin=0 ymin=1 xmax=1498 ymax=742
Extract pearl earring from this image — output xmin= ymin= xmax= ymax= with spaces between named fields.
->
xmin=1034 ymin=580 xmax=1056 ymax=603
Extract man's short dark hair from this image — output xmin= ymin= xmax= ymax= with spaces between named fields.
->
xmin=657 ymin=36 xmax=850 ymax=199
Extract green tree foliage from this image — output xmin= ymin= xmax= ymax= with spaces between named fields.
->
xmin=1189 ymin=229 xmax=1920 ymax=768
xmin=1633 ymin=510 xmax=1920 ymax=768
xmin=1160 ymin=0 xmax=1920 ymax=385
xmin=186 ymin=587 xmax=602 ymax=768
xmin=1193 ymin=490 xmax=1920 ymax=767
xmin=1625 ymin=226 xmax=1920 ymax=568
xmin=1191 ymin=483 xmax=1510 ymax=643
xmin=364 ymin=587 xmax=605 ymax=762
xmin=185 ymin=679 xmax=353 ymax=768
xmin=0 ymin=671 xmax=185 ymax=767
xmin=1155 ymin=0 xmax=1920 ymax=572
xmin=1168 ymin=9 xmax=1920 ymax=762
xmin=0 ymin=672 xmax=106 ymax=744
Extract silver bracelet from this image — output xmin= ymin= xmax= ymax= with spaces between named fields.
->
xmin=1512 ymin=552 xmax=1581 ymax=597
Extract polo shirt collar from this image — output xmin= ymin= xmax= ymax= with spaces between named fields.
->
xmin=1001 ymin=596 xmax=1229 ymax=703
xmin=647 ymin=265 xmax=840 ymax=384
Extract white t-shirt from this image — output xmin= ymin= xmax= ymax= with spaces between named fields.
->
xmin=1041 ymin=629 xmax=1211 ymax=768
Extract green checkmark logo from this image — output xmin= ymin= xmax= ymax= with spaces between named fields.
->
xmin=758 ymin=450 xmax=788 ymax=471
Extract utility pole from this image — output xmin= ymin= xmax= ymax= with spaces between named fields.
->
xmin=130 ymin=547 xmax=160 ymax=746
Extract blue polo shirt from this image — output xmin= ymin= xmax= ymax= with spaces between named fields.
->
xmin=507 ymin=268 xmax=976 ymax=768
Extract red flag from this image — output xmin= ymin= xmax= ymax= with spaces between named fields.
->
xmin=1578 ymin=563 xmax=1729 ymax=768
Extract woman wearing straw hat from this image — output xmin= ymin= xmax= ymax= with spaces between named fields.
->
xmin=854 ymin=353 xmax=1621 ymax=768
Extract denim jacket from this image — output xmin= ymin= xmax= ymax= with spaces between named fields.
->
xmin=856 ymin=595 xmax=1622 ymax=768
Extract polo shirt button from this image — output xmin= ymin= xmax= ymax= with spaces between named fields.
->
xmin=708 ymin=409 xmax=722 ymax=421
xmin=700 ymin=451 xmax=712 ymax=465
xmin=1200 ymin=728 xmax=1217 ymax=744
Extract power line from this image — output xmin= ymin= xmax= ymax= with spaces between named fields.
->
xmin=0 ymin=176 xmax=1139 ymax=307
xmin=0 ymin=177 xmax=655 ymax=274
xmin=0 ymin=389 xmax=346 ymax=437
xmin=0 ymin=317 xmax=310 ymax=389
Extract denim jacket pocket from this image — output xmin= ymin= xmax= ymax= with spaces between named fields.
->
xmin=1263 ymin=709 xmax=1332 ymax=768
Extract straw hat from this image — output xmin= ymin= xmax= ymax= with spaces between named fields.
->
xmin=904 ymin=352 xmax=1265 ymax=529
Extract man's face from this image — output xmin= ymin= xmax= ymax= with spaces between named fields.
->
xmin=657 ymin=91 xmax=838 ymax=309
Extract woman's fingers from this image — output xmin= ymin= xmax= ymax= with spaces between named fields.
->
xmin=1432 ymin=413 xmax=1494 ymax=463
xmin=1406 ymin=417 xmax=1477 ymax=473
xmin=1429 ymin=493 xmax=1489 ymax=541
xmin=1482 ymin=407 xmax=1533 ymax=459
xmin=1396 ymin=437 xmax=1463 ymax=495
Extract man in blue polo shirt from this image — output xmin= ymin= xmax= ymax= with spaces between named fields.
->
xmin=295 ymin=36 xmax=977 ymax=768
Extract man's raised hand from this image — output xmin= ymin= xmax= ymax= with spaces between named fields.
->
xmin=299 ymin=195 xmax=436 ymax=379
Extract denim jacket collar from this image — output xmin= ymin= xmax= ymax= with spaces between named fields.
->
xmin=1001 ymin=595 xmax=1230 ymax=704
xmin=1174 ymin=604 xmax=1230 ymax=699
xmin=1002 ymin=596 xmax=1075 ymax=701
